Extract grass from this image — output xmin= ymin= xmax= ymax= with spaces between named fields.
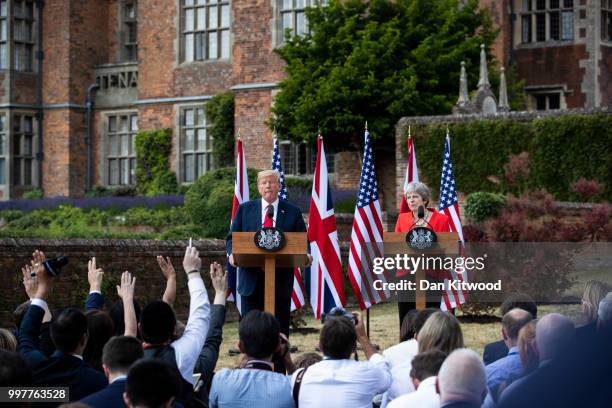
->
xmin=214 ymin=302 xmax=585 ymax=369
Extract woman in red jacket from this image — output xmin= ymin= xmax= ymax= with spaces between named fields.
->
xmin=395 ymin=181 xmax=451 ymax=326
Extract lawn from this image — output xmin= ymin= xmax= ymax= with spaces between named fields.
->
xmin=214 ymin=302 xmax=584 ymax=369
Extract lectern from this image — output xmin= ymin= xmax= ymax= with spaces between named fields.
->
xmin=232 ymin=231 xmax=309 ymax=314
xmin=383 ymin=231 xmax=460 ymax=309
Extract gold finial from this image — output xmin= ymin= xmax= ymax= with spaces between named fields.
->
xmin=446 ymin=124 xmax=450 ymax=136
xmin=365 ymin=121 xmax=368 ymax=131
xmin=237 ymin=128 xmax=241 ymax=140
xmin=408 ymin=125 xmax=412 ymax=138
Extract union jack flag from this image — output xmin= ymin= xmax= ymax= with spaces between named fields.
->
xmin=227 ymin=139 xmax=249 ymax=312
xmin=400 ymin=130 xmax=420 ymax=213
xmin=306 ymin=136 xmax=345 ymax=319
xmin=347 ymin=130 xmax=391 ymax=309
xmin=272 ymin=138 xmax=306 ymax=311
xmin=438 ymin=133 xmax=468 ymax=310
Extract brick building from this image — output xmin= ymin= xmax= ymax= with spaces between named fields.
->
xmin=484 ymin=0 xmax=612 ymax=110
xmin=0 ymin=0 xmax=610 ymax=202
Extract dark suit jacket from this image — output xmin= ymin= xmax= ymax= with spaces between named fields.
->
xmin=81 ymin=378 xmax=127 ymax=408
xmin=483 ymin=339 xmax=508 ymax=365
xmin=226 ymin=199 xmax=307 ymax=296
xmin=18 ymin=303 xmax=108 ymax=402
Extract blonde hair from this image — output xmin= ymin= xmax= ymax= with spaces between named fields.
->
xmin=257 ymin=169 xmax=280 ymax=183
xmin=517 ymin=320 xmax=538 ymax=375
xmin=582 ymin=280 xmax=610 ymax=323
xmin=0 ymin=328 xmax=17 ymax=352
xmin=417 ymin=311 xmax=464 ymax=354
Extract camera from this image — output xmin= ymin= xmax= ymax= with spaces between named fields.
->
xmin=43 ymin=256 xmax=68 ymax=277
xmin=321 ymin=307 xmax=356 ymax=325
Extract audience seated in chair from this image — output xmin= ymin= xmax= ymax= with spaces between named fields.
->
xmin=387 ymin=349 xmax=447 ymax=408
xmin=439 ymin=349 xmax=487 ymax=408
xmin=81 ymin=336 xmax=143 ymax=408
xmin=383 ymin=308 xmax=437 ymax=368
xmin=209 ymin=310 xmax=296 ymax=408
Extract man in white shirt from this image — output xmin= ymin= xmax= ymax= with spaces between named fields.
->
xmin=291 ymin=310 xmax=392 ymax=408
xmin=388 ymin=349 xmax=446 ymax=408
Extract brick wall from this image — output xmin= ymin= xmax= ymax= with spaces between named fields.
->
xmin=479 ymin=0 xmax=511 ymax=68
xmin=234 ymin=89 xmax=274 ymax=170
xmin=335 ymin=151 xmax=361 ymax=190
xmin=600 ymin=47 xmax=612 ymax=108
xmin=515 ymin=45 xmax=588 ymax=108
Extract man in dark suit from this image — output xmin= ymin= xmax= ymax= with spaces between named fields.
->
xmin=17 ymin=250 xmax=108 ymax=402
xmin=227 ymin=169 xmax=308 ymax=338
xmin=81 ymin=336 xmax=143 ymax=408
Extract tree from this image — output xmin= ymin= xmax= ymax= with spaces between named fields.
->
xmin=207 ymin=91 xmax=235 ymax=167
xmin=271 ymin=0 xmax=497 ymax=150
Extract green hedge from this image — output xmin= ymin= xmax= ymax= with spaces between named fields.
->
xmin=406 ymin=114 xmax=612 ymax=201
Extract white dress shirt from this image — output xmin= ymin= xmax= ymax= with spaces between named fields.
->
xmin=261 ymin=198 xmax=279 ymax=226
xmin=387 ymin=376 xmax=440 ymax=408
xmin=291 ymin=353 xmax=392 ymax=408
xmin=388 ymin=358 xmax=416 ymax=399
xmin=383 ymin=339 xmax=418 ymax=368
xmin=170 ymin=276 xmax=210 ymax=384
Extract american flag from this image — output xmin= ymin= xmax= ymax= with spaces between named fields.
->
xmin=272 ymin=138 xmax=306 ymax=311
xmin=400 ymin=131 xmax=419 ymax=213
xmin=306 ymin=136 xmax=346 ymax=319
xmin=438 ymin=133 xmax=468 ymax=310
xmin=348 ymin=130 xmax=391 ymax=309
xmin=227 ymin=139 xmax=249 ymax=312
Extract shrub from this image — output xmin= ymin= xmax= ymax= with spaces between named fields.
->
xmin=135 ymin=129 xmax=175 ymax=195
xmin=85 ymin=185 xmax=138 ymax=197
xmin=158 ymin=224 xmax=207 ymax=240
xmin=207 ymin=91 xmax=235 ymax=167
xmin=406 ymin=114 xmax=612 ymax=201
xmin=184 ymin=168 xmax=259 ymax=238
xmin=23 ymin=189 xmax=44 ymax=199
xmin=465 ymin=192 xmax=506 ymax=223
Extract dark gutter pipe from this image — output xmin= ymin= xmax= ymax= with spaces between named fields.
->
xmin=35 ymin=0 xmax=44 ymax=190
xmin=85 ymin=83 xmax=99 ymax=193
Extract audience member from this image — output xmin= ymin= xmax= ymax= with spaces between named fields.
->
xmin=17 ymin=250 xmax=107 ymax=401
xmin=438 ymin=349 xmax=487 ymax=408
xmin=0 ymin=327 xmax=17 ymax=351
xmin=140 ymin=246 xmax=211 ymax=407
xmin=0 ymin=349 xmax=32 ymax=386
xmin=157 ymin=255 xmax=177 ymax=307
xmin=83 ymin=310 xmax=115 ymax=372
xmin=597 ymin=291 xmax=612 ymax=329
xmin=209 ymin=310 xmax=295 ymax=408
xmin=483 ymin=293 xmax=537 ymax=365
xmin=81 ymin=336 xmax=143 ymax=408
xmin=383 ymin=308 xmax=437 ymax=368
xmin=484 ymin=308 xmax=533 ymax=398
xmin=516 ymin=320 xmax=538 ymax=376
xmin=577 ymin=280 xmax=609 ymax=342
xmin=388 ymin=311 xmax=464 ymax=399
xmin=291 ymin=311 xmax=392 ymax=408
xmin=123 ymin=359 xmax=181 ymax=408
xmin=387 ymin=349 xmax=447 ymax=408
xmin=293 ymin=352 xmax=322 ymax=370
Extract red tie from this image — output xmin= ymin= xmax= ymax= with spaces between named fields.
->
xmin=264 ymin=205 xmax=274 ymax=228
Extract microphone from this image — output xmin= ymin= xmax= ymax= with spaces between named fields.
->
xmin=417 ymin=205 xmax=425 ymax=220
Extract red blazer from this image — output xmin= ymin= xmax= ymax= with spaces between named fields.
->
xmin=395 ymin=209 xmax=451 ymax=233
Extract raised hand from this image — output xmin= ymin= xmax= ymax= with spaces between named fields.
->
xmin=30 ymin=250 xmax=51 ymax=300
xmin=182 ymin=245 xmax=202 ymax=278
xmin=87 ymin=257 xmax=105 ymax=293
xmin=116 ymin=271 xmax=136 ymax=301
xmin=116 ymin=271 xmax=137 ymax=337
xmin=157 ymin=256 xmax=177 ymax=307
xmin=210 ymin=262 xmax=227 ymax=305
xmin=22 ymin=264 xmax=37 ymax=299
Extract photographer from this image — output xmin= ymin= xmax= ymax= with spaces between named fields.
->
xmin=291 ymin=309 xmax=392 ymax=408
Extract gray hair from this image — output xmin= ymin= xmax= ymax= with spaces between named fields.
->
xmin=257 ymin=169 xmax=280 ymax=183
xmin=438 ymin=348 xmax=486 ymax=405
xmin=404 ymin=181 xmax=431 ymax=204
xmin=598 ymin=292 xmax=612 ymax=326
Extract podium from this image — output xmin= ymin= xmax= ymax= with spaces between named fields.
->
xmin=383 ymin=232 xmax=460 ymax=309
xmin=232 ymin=232 xmax=309 ymax=314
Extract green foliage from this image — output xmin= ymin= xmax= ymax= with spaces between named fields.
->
xmin=271 ymin=0 xmax=497 ymax=150
xmin=0 ymin=210 xmax=24 ymax=223
xmin=184 ymin=167 xmax=260 ymax=238
xmin=406 ymin=114 xmax=612 ymax=201
xmin=135 ymin=129 xmax=178 ymax=195
xmin=23 ymin=189 xmax=44 ymax=199
xmin=285 ymin=176 xmax=313 ymax=190
xmin=207 ymin=91 xmax=235 ymax=167
xmin=334 ymin=196 xmax=357 ymax=213
xmin=85 ymin=185 xmax=138 ymax=197
xmin=158 ymin=224 xmax=207 ymax=240
xmin=465 ymin=192 xmax=506 ymax=223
